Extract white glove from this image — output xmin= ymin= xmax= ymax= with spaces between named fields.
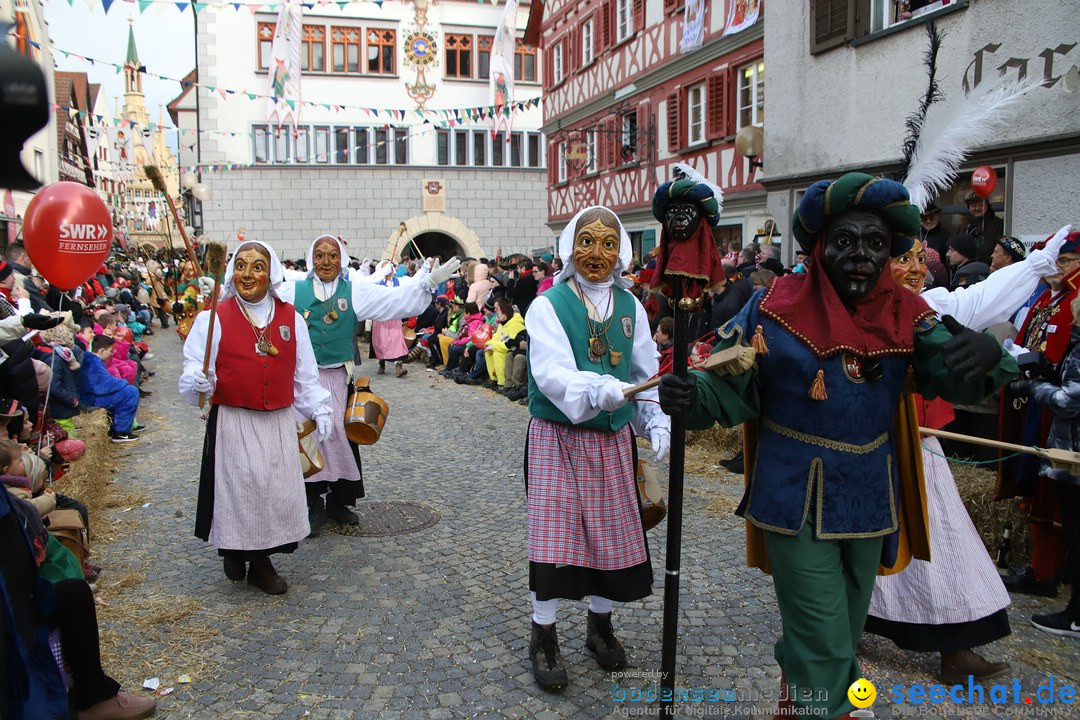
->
xmin=649 ymin=427 xmax=671 ymax=463
xmin=315 ymin=412 xmax=333 ymax=443
xmin=590 ymin=377 xmax=628 ymax=413
xmin=192 ymin=368 xmax=215 ymax=394
xmin=197 ymin=276 xmax=216 ymax=297
xmin=1028 ymin=224 xmax=1074 ymax=275
xmin=426 ymin=257 xmax=462 ymax=290
xmin=1002 ymin=338 xmax=1029 ymax=360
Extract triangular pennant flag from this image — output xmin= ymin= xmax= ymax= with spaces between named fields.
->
xmin=285 ymin=99 xmax=296 ymax=110
xmin=193 ymin=1 xmax=207 ymax=10
xmin=372 ymin=0 xmax=382 ymax=6
xmin=176 ymin=1 xmax=189 ymax=10
xmin=247 ymin=92 xmax=258 ymax=100
xmin=335 ymin=1 xmax=346 ymax=8
xmin=218 ymin=88 xmax=228 ymax=99
xmin=139 ymin=0 xmax=153 ymax=11
xmin=232 ymin=2 xmax=241 ymax=9
xmin=101 ymin=0 xmax=115 ymax=12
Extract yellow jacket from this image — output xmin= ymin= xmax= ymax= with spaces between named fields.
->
xmin=485 ymin=312 xmax=525 ymax=354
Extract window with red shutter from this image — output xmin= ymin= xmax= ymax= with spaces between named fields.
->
xmin=706 ymin=72 xmax=728 ymax=140
xmin=666 ymin=92 xmax=680 ymax=152
xmin=600 ymin=1 xmax=613 ymax=51
xmin=572 ymin=26 xmax=581 ymax=72
xmin=606 ymin=116 xmax=619 ymax=168
xmin=635 ymin=102 xmax=649 ymax=163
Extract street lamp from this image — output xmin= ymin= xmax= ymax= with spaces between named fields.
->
xmin=735 ymin=125 xmax=764 ymax=169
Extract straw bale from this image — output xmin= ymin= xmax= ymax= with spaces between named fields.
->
xmin=950 ymin=461 xmax=1030 ymax=566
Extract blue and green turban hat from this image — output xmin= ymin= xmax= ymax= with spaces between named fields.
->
xmin=652 ymin=179 xmax=721 ymax=228
xmin=791 ymin=172 xmax=920 ymax=256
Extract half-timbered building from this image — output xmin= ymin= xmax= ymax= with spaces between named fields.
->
xmin=538 ymin=0 xmax=767 ymax=260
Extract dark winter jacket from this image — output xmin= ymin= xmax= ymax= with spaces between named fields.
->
xmin=78 ymin=352 xmax=129 ymax=401
xmin=1030 ymin=325 xmax=1080 ymax=484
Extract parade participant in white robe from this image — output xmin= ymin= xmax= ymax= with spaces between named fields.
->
xmin=867 ymin=224 xmax=1072 ymax=682
xmin=180 ymin=239 xmax=332 ymax=595
xmin=524 ymin=205 xmax=670 ymax=692
xmin=277 ymin=236 xmax=459 ymax=532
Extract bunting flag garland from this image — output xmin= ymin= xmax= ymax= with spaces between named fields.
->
xmin=61 ymin=0 xmax=498 ymax=12
xmin=17 ymin=31 xmax=542 ymax=123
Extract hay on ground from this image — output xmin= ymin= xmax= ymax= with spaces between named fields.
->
xmin=951 ymin=461 xmax=1030 ymax=566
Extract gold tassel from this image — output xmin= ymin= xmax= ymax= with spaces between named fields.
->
xmin=751 ymin=324 xmax=769 ymax=355
xmin=809 ymin=369 xmax=827 ymax=401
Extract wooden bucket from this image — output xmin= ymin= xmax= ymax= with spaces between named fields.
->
xmin=344 ymin=378 xmax=389 ymax=445
xmin=636 ymin=459 xmax=667 ymax=531
xmin=297 ymin=419 xmax=325 ymax=479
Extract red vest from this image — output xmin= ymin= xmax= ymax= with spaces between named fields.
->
xmin=1017 ymin=269 xmax=1080 ymax=364
xmin=211 ymin=297 xmax=297 ymax=410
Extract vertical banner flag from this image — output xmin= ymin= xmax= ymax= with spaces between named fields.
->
xmin=490 ymin=0 xmax=518 ymax=138
xmin=108 ymin=126 xmax=136 ymax=180
xmin=84 ymin=124 xmax=104 ymax=159
xmin=724 ymin=0 xmax=761 ymax=36
xmin=266 ymin=2 xmax=303 ymax=133
xmin=680 ymin=0 xmax=706 ymax=53
xmin=135 ymin=125 xmax=155 ymax=156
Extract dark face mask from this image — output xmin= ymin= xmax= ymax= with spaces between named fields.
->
xmin=822 ymin=210 xmax=892 ymax=304
xmin=664 ymin=201 xmax=703 ymax=242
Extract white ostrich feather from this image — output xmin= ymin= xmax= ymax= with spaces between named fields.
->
xmin=672 ymin=162 xmax=724 ymax=216
xmin=903 ymin=76 xmax=1040 ymax=212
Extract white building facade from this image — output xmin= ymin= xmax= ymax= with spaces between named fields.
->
xmin=763 ymin=0 xmax=1080 ymax=256
xmin=191 ymin=0 xmax=549 ymax=261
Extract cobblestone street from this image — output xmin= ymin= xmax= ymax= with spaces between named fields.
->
xmin=92 ymin=333 xmax=1079 ymax=719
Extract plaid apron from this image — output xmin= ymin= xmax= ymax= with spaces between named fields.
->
xmin=527 ymin=418 xmax=646 ymax=570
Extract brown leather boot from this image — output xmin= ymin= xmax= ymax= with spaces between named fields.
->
xmin=395 ymin=361 xmax=407 ymax=378
xmin=247 ymin=556 xmax=288 ymax=595
xmin=940 ymin=648 xmax=1011 ymax=683
xmin=585 ymin=610 xmax=627 ymax=670
xmin=530 ymin=621 xmax=568 ymax=692
xmin=377 ymin=361 xmax=386 ymax=375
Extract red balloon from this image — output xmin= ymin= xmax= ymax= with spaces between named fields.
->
xmin=971 ymin=166 xmax=998 ymax=198
xmin=237 ymin=230 xmax=246 ymax=242
xmin=470 ymin=324 xmax=493 ymax=349
xmin=23 ymin=182 xmax=113 ymax=290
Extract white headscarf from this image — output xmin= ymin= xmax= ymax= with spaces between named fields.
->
xmin=555 ymin=205 xmax=633 ymax=289
xmin=305 ymin=234 xmax=350 ymax=281
xmin=222 ymin=239 xmax=285 ymax=300
xmin=358 ymin=258 xmax=372 ymax=277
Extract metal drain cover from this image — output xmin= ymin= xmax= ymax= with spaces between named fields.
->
xmin=347 ymin=501 xmax=441 ymax=537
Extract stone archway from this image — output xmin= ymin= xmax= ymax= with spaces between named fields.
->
xmin=383 ymin=213 xmax=484 ymax=261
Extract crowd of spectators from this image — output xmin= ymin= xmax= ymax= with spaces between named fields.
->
xmin=2 ymin=242 xmax=161 ymax=719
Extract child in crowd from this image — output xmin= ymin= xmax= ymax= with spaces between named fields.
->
xmin=78 ymin=336 xmax=141 ymax=443
xmin=94 ymin=313 xmax=137 ymax=385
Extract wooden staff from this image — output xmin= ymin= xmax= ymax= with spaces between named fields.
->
xmin=198 ymin=241 xmax=228 ymax=409
xmin=143 ymin=165 xmax=205 ymax=278
xmin=919 ymin=427 xmax=1080 ymax=474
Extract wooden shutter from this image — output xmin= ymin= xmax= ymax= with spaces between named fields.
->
xmin=663 ymin=0 xmax=680 ymax=15
xmin=706 ymin=72 xmax=728 ymax=140
xmin=666 ymin=92 xmax=681 ymax=152
xmin=600 ymin=1 xmax=613 ymax=50
xmin=636 ymin=102 xmax=650 ymax=162
xmin=811 ymin=0 xmax=853 ymax=54
xmin=633 ymin=0 xmax=645 ymax=32
xmin=605 ymin=116 xmax=619 ymax=168
xmin=571 ymin=28 xmax=581 ymax=72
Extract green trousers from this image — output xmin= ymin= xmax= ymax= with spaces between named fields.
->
xmin=764 ymin=523 xmax=883 ymax=718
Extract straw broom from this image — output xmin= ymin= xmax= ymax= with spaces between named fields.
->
xmin=143 ymin=165 xmax=205 ymax=278
xmin=199 ymin=241 xmax=228 ymax=408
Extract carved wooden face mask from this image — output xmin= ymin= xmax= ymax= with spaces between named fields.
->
xmin=312 ymin=239 xmax=341 ymax=283
xmin=233 ymin=247 xmax=271 ymax=302
xmin=890 ymin=241 xmax=928 ymax=294
xmin=573 ymin=219 xmax=620 ymax=283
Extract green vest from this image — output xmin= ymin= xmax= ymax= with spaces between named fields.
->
xmin=528 ymin=281 xmax=636 ymax=432
xmin=294 ymin=278 xmax=357 ymax=365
